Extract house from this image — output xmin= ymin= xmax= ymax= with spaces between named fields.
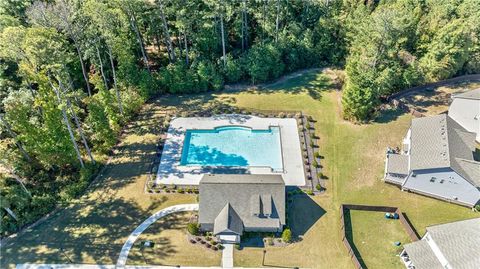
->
xmin=198 ymin=174 xmax=286 ymax=243
xmin=448 ymin=88 xmax=480 ymax=142
xmin=400 ymin=218 xmax=480 ymax=269
xmin=384 ymin=114 xmax=480 ymax=207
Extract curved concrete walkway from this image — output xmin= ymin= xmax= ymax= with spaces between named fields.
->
xmin=116 ymin=204 xmax=199 ymax=269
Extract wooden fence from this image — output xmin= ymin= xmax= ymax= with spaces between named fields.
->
xmin=339 ymin=204 xmax=420 ymax=269
xmin=386 ymin=74 xmax=480 ymax=101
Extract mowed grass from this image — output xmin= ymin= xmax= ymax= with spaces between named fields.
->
xmin=345 ymin=210 xmax=411 ymax=268
xmin=127 ymin=212 xmax=221 ymax=266
xmin=2 ymin=69 xmax=478 ymax=269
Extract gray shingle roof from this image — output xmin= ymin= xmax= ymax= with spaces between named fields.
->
xmin=452 ymin=88 xmax=480 ymax=100
xmin=427 ymin=218 xmax=480 ymax=269
xmin=404 ymin=218 xmax=480 ymax=269
xmin=403 ymin=240 xmax=443 ymax=269
xmin=213 ymin=203 xmax=243 ymax=235
xmin=386 ymin=153 xmax=409 ymax=175
xmin=409 ymin=114 xmax=480 ymax=186
xmin=199 ymin=174 xmax=285 ymax=234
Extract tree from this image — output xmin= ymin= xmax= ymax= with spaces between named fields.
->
xmin=27 ymin=0 xmax=93 ymax=96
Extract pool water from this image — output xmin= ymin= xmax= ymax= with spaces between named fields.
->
xmin=180 ymin=126 xmax=283 ymax=170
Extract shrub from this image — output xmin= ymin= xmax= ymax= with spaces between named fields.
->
xmin=212 ymin=241 xmax=218 ymax=245
xmin=187 ymin=223 xmax=200 ymax=235
xmin=212 ymin=246 xmax=218 ymax=251
xmin=316 ymin=184 xmax=322 ymax=191
xmin=223 ymin=55 xmax=243 ymax=83
xmin=306 ymin=189 xmax=314 ymax=196
xmin=282 ymin=228 xmax=292 ymax=243
xmin=245 ymin=44 xmax=285 ymax=84
xmin=313 ymin=159 xmax=319 ymax=168
xmin=178 ymin=188 xmax=185 ymax=194
xmin=306 ymin=122 xmax=311 ymax=129
xmin=206 ymin=243 xmax=211 ymax=248
xmin=310 ymin=140 xmax=315 ymax=148
xmin=475 ymin=205 xmax=480 ymax=212
xmin=266 ymin=237 xmax=274 ymax=246
xmin=190 ymin=239 xmax=196 ymax=244
xmin=218 ymin=245 xmax=224 ymax=250
xmin=314 ymin=152 xmax=320 ymax=158
xmin=278 ymin=112 xmax=286 ymax=118
xmin=234 ymin=244 xmax=241 ymax=250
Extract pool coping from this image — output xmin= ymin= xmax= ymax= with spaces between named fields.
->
xmin=155 ymin=114 xmax=305 ymax=186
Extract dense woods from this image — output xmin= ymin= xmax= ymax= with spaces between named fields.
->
xmin=0 ymin=0 xmax=479 ymax=236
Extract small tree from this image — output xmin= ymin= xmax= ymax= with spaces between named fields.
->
xmin=187 ymin=223 xmax=200 ymax=235
xmin=282 ymin=228 xmax=292 ymax=243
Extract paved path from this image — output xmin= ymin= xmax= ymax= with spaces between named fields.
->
xmin=16 ymin=264 xmax=288 ymax=269
xmin=116 ymin=204 xmax=199 ymax=269
xmin=221 ymin=244 xmax=234 ymax=268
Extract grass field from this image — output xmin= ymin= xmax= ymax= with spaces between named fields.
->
xmin=127 ymin=212 xmax=222 ymax=266
xmin=345 ymin=210 xmax=412 ymax=268
xmin=2 ymin=69 xmax=478 ymax=269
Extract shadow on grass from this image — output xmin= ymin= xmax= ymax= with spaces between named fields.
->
xmin=249 ymin=71 xmax=335 ymax=101
xmin=288 ymin=193 xmax=326 ymax=238
xmin=0 ymin=103 xmax=182 ymax=267
xmin=343 ymin=209 xmax=369 ymax=269
xmin=374 ymin=107 xmax=407 ymax=124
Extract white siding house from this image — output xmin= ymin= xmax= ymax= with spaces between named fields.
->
xmin=384 ymin=114 xmax=480 ymax=207
xmin=448 ymin=89 xmax=480 ymax=142
xmin=400 ymin=218 xmax=480 ymax=269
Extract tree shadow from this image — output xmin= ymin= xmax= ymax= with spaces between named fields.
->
xmin=0 ymin=97 xmax=187 ymax=268
xmin=250 ymin=71 xmax=335 ymax=101
xmin=374 ymin=107 xmax=407 ymax=124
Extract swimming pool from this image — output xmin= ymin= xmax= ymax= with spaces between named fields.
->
xmin=180 ymin=126 xmax=283 ymax=170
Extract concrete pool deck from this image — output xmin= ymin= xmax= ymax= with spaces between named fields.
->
xmin=155 ymin=115 xmax=306 ymax=186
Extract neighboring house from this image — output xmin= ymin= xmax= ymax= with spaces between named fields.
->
xmin=400 ymin=218 xmax=480 ymax=269
xmin=449 ymin=88 xmax=480 ymax=142
xmin=384 ymin=114 xmax=480 ymax=207
xmin=198 ymin=174 xmax=286 ymax=243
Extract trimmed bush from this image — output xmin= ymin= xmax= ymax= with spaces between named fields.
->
xmin=187 ymin=223 xmax=200 ymax=235
xmin=282 ymin=228 xmax=292 ymax=243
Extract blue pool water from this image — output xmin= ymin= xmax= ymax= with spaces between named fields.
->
xmin=180 ymin=126 xmax=283 ymax=169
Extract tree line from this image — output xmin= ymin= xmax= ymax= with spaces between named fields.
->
xmin=1 ymin=0 xmax=479 ymax=235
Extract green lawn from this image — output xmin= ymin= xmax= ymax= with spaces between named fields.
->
xmin=2 ymin=69 xmax=478 ymax=269
xmin=345 ymin=210 xmax=411 ymax=268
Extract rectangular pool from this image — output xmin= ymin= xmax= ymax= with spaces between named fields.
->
xmin=180 ymin=126 xmax=283 ymax=170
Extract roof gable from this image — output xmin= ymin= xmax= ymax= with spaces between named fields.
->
xmin=409 ymin=114 xmax=477 ymax=173
xmin=198 ymin=174 xmax=286 ymax=233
